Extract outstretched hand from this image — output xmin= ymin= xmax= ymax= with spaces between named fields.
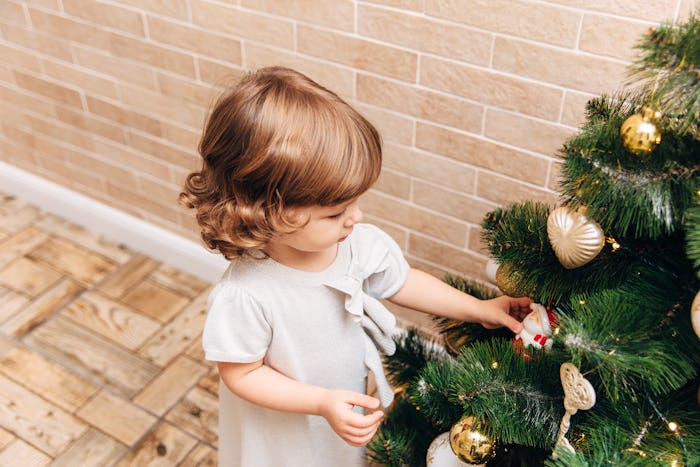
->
xmin=480 ymin=295 xmax=532 ymax=333
xmin=319 ymin=389 xmax=384 ymax=447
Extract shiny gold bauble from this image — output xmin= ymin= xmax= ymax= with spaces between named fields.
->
xmin=620 ymin=106 xmax=662 ymax=155
xmin=449 ymin=415 xmax=497 ymax=464
xmin=547 ymin=206 xmax=605 ymax=269
xmin=494 ymin=262 xmax=526 ymax=297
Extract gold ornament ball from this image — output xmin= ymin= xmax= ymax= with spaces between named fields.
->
xmin=449 ymin=415 xmax=497 ymax=465
xmin=620 ymin=106 xmax=662 ymax=156
xmin=495 ymin=262 xmax=526 ymax=297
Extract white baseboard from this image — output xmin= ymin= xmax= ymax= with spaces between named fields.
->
xmin=0 ymin=161 xmax=228 ymax=283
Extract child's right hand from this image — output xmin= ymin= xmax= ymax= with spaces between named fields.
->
xmin=318 ymin=389 xmax=384 ymax=447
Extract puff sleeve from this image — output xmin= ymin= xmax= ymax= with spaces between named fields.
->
xmin=361 ymin=225 xmax=410 ymax=299
xmin=202 ymin=282 xmax=271 ymax=363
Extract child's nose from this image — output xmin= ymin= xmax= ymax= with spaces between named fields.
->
xmin=345 ymin=203 xmax=362 ymax=226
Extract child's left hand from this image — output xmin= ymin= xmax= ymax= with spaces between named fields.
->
xmin=479 ymin=295 xmax=532 ymax=334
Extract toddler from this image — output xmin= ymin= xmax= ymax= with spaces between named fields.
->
xmin=180 ymin=67 xmax=531 ymax=466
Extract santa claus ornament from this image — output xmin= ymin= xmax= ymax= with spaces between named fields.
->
xmin=513 ymin=303 xmax=557 ymax=356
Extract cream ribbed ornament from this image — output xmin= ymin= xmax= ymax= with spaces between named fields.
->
xmin=547 ymin=206 xmax=605 ymax=269
xmin=691 ymin=290 xmax=700 ymax=339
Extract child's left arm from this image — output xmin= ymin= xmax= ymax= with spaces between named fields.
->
xmin=388 ymin=268 xmax=531 ymax=333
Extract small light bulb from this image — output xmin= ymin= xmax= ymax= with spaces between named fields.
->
xmin=491 ymin=360 xmax=499 ymax=369
xmin=668 ymin=421 xmax=679 ymax=432
xmin=606 ymin=236 xmax=621 ymax=251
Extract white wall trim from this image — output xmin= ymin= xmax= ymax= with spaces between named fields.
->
xmin=0 ymin=161 xmax=228 ymax=283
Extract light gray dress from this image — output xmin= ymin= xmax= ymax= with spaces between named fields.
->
xmin=203 ymin=223 xmax=410 ymax=466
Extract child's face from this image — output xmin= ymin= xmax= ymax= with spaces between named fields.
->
xmin=274 ymin=199 xmax=363 ymax=255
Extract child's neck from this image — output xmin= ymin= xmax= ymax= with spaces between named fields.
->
xmin=263 ymin=243 xmax=338 ymax=272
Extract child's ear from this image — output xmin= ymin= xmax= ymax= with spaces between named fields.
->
xmin=281 ymin=206 xmax=310 ymax=229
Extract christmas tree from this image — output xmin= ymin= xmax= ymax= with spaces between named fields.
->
xmin=369 ymin=13 xmax=700 ymax=467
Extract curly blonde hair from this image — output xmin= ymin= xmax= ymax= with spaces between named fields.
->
xmin=180 ymin=67 xmax=382 ymax=260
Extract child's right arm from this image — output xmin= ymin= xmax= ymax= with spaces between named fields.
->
xmin=217 ymin=360 xmax=384 ymax=447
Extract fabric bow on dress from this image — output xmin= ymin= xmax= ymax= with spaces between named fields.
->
xmin=324 ymin=256 xmax=399 ymax=408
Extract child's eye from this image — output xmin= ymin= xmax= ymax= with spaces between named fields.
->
xmin=328 ymin=209 xmax=346 ymax=219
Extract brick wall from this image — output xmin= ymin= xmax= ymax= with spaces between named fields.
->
xmin=0 ymin=1 xmax=692 ymax=305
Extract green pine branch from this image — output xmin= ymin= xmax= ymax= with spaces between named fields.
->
xmin=630 ymin=12 xmax=700 ymax=139
xmin=411 ymin=339 xmax=565 ymax=448
xmin=559 ymin=94 xmax=700 ymax=240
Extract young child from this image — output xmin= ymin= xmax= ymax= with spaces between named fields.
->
xmin=180 ymin=66 xmax=531 ymax=466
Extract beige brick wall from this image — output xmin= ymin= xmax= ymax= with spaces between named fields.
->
xmin=0 ymin=1 xmax=694 ymax=301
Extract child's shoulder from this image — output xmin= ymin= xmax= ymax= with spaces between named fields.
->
xmin=351 ymin=223 xmax=396 ymax=247
xmin=350 ymin=223 xmax=405 ymax=264
xmin=352 ymin=222 xmax=387 ymax=241
xmin=209 ymin=258 xmax=267 ymax=296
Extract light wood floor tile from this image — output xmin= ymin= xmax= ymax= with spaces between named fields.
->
xmin=0 ymin=201 xmax=41 ymax=235
xmin=50 ymin=428 xmax=127 ymax=467
xmin=33 ymin=214 xmax=133 ymax=264
xmin=0 ymin=439 xmax=51 ymax=467
xmin=76 ymin=390 xmax=157 ymax=445
xmin=0 ymin=373 xmax=87 ymax=456
xmin=139 ymin=291 xmax=209 ymax=366
xmin=96 ymin=253 xmax=160 ymax=299
xmin=0 ymin=257 xmax=62 ymax=297
xmin=0 ymin=228 xmax=49 ymax=271
xmin=198 ymin=368 xmax=219 ymax=397
xmin=0 ymin=346 xmax=99 ymax=413
xmin=114 ymin=421 xmax=198 ymax=466
xmin=0 ymin=192 xmax=220 ymax=463
xmin=25 ymin=315 xmax=160 ymax=398
xmin=0 ymin=279 xmax=83 ymax=339
xmin=150 ymin=263 xmax=211 ymax=298
xmin=0 ymin=425 xmax=15 ymax=451
xmin=165 ymin=386 xmax=218 ymax=447
xmin=133 ymin=355 xmax=209 ymax=416
xmin=0 ymin=289 xmax=30 ymax=325
xmin=185 ymin=334 xmax=206 ymax=361
xmin=180 ymin=442 xmax=218 ymax=466
xmin=28 ymin=236 xmax=116 ymax=287
xmin=121 ymin=279 xmax=190 ymax=323
xmin=0 ymin=337 xmax=14 ymax=361
xmin=63 ymin=291 xmax=161 ymax=350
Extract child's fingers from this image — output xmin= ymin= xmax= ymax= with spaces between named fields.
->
xmin=513 ymin=296 xmax=533 ymax=308
xmin=340 ymin=415 xmax=383 ymax=447
xmin=345 ymin=405 xmax=384 ymax=429
xmin=343 ymin=425 xmax=382 ymax=447
xmin=346 ymin=392 xmax=380 ymax=410
xmin=343 ymin=415 xmax=383 ymax=437
xmin=503 ymin=315 xmax=523 ymax=334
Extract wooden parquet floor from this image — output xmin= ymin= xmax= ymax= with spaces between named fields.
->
xmin=0 ymin=192 xmax=218 ymax=466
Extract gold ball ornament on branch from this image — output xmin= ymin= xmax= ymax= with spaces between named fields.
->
xmin=494 ymin=262 xmax=527 ymax=297
xmin=449 ymin=415 xmax=497 ymax=465
xmin=547 ymin=206 xmax=605 ymax=269
xmin=620 ymin=106 xmax=663 ymax=156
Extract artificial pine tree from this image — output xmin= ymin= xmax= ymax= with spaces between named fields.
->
xmin=369 ymin=13 xmax=700 ymax=467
